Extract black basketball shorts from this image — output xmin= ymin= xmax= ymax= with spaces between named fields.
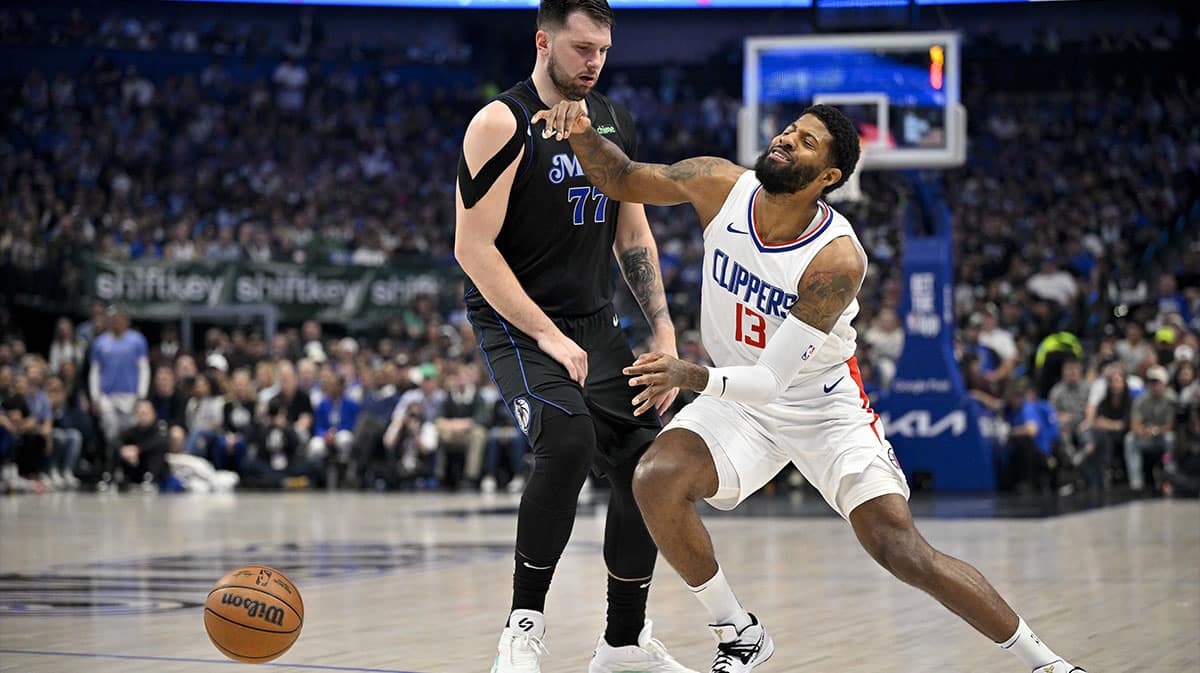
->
xmin=467 ymin=304 xmax=661 ymax=469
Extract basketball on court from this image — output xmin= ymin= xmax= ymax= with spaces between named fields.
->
xmin=203 ymin=566 xmax=304 ymax=664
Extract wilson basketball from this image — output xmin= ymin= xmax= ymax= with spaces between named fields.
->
xmin=204 ymin=566 xmax=304 ymax=664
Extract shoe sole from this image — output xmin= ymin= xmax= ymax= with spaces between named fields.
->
xmin=753 ymin=634 xmax=775 ymax=670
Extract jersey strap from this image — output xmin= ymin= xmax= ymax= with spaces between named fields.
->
xmin=458 ymin=97 xmax=528 ymax=209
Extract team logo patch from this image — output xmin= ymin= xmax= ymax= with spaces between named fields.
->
xmin=513 ymin=397 xmax=532 ymax=434
xmin=888 ymin=447 xmax=902 ymax=470
xmin=800 ymin=344 xmax=817 ymax=361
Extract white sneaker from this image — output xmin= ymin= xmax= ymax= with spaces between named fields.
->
xmin=491 ymin=610 xmax=547 ymax=673
xmin=708 ymin=614 xmax=773 ymax=673
xmin=1033 ymin=660 xmax=1087 ymax=673
xmin=589 ymin=619 xmax=699 ymax=673
xmin=481 ymin=475 xmax=498 ymax=494
xmin=507 ymin=475 xmax=526 ymax=494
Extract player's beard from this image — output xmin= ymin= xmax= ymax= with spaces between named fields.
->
xmin=547 ymin=49 xmax=593 ymax=101
xmin=754 ymin=148 xmax=822 ymax=195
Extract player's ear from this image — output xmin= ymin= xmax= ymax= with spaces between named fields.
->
xmin=535 ymin=29 xmax=552 ymax=56
xmin=823 ymin=167 xmax=842 ymax=190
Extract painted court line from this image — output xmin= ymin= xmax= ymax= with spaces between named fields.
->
xmin=0 ymin=649 xmax=423 ymax=673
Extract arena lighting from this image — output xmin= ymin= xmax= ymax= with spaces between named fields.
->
xmin=929 ymin=44 xmax=944 ymax=91
xmin=167 ymin=0 xmax=1079 ymax=6
xmin=166 ymin=1 xmax=816 ymax=7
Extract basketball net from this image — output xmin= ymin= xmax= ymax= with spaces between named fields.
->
xmin=825 ymin=141 xmax=866 ymax=207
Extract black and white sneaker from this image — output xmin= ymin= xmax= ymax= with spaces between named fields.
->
xmin=708 ymin=613 xmax=774 ymax=673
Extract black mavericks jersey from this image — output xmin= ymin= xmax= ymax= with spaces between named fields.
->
xmin=462 ymin=79 xmax=639 ymax=318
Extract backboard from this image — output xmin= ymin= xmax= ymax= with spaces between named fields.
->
xmin=740 ymin=31 xmax=966 ymax=171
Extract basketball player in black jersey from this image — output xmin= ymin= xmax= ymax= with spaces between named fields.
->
xmin=454 ymin=2 xmax=696 ymax=672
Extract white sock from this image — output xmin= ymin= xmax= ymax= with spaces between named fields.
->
xmin=688 ymin=566 xmax=752 ymax=631
xmin=507 ymin=609 xmax=546 ymax=639
xmin=999 ymin=617 xmax=1061 ymax=669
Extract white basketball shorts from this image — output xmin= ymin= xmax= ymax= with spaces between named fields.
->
xmin=663 ymin=357 xmax=909 ymax=519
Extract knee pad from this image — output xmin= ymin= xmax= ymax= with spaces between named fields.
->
xmin=524 ymin=409 xmax=596 ymax=512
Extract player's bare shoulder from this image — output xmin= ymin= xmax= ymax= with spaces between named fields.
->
xmin=462 ymin=101 xmax=523 ymax=169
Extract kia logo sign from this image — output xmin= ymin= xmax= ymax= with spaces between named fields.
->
xmin=880 ymin=410 xmax=967 ymax=438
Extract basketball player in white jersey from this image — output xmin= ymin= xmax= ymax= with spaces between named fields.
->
xmin=533 ymin=101 xmax=1087 ymax=673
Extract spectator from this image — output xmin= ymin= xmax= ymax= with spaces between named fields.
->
xmin=383 ymin=399 xmax=438 ymax=487
xmin=89 ymin=306 xmax=149 ymax=453
xmin=6 ymin=373 xmax=48 ymax=487
xmin=148 ymin=366 xmax=187 ymax=429
xmin=22 ymin=361 xmax=54 ymax=483
xmin=1116 ymin=323 xmax=1154 ymax=375
xmin=352 ymin=362 xmax=402 ymax=486
xmin=184 ymin=374 xmax=225 ymax=459
xmin=75 ymin=301 xmax=107 ymax=347
xmin=255 ymin=360 xmax=279 ymax=407
xmin=268 ymin=360 xmax=314 ymax=446
xmin=1048 ymin=358 xmax=1090 ymax=477
xmin=48 ymin=318 xmax=84 ymax=376
xmin=46 ymin=375 xmax=84 ymax=489
xmin=1124 ymin=365 xmax=1177 ymax=493
xmin=1001 ymin=379 xmax=1056 ymax=493
xmin=480 ymin=386 xmax=527 ymax=495
xmin=979 ymin=308 xmax=1019 ymax=380
xmin=116 ymin=399 xmax=169 ymax=490
xmin=434 ymin=364 xmax=488 ymax=491
xmin=1026 ymin=255 xmax=1078 ymax=308
xmin=396 ymin=367 xmax=444 ymax=424
xmin=219 ymin=368 xmax=260 ymax=474
xmin=1082 ymin=365 xmax=1134 ymax=489
xmin=244 ymin=395 xmax=322 ymax=491
xmin=0 ymin=366 xmax=30 ymax=490
xmin=309 ymin=370 xmax=360 ymax=480
xmin=862 ymin=309 xmax=904 ymax=387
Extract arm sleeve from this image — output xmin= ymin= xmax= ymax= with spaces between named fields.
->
xmin=700 ymin=314 xmax=830 ymax=405
xmin=137 ymin=356 xmax=150 ymax=399
xmin=89 ymin=362 xmax=101 ymax=402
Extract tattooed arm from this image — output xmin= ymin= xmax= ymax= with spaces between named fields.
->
xmin=532 ymin=101 xmax=744 ymax=226
xmin=624 ymin=237 xmax=865 ymax=411
xmin=614 ymin=200 xmax=678 ymax=415
xmin=614 ymin=202 xmax=673 ymax=338
xmin=788 ymin=236 xmax=866 ymax=332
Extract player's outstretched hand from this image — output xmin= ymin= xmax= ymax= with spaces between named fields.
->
xmin=624 ymin=352 xmax=700 ymax=417
xmin=537 ymin=329 xmax=589 ymax=387
xmin=531 ymin=100 xmax=592 ymax=141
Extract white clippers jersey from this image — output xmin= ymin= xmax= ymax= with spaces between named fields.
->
xmin=700 ymin=170 xmax=866 ymax=399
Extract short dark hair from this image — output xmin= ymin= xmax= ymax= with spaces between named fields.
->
xmin=537 ymin=0 xmax=615 ymax=31
xmin=801 ymin=104 xmax=861 ymax=195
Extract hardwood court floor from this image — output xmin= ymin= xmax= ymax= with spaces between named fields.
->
xmin=0 ymin=491 xmax=1196 ymax=673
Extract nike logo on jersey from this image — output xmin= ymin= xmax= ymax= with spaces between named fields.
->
xmin=823 ymin=377 xmax=844 ymax=394
xmin=720 ymin=376 xmax=729 ymax=396
xmin=726 ymin=222 xmax=750 ymax=235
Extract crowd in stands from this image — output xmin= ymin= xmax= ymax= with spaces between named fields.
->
xmin=2 ymin=7 xmax=1199 ymax=496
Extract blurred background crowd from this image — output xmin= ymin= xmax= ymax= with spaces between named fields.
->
xmin=2 ymin=1 xmax=1198 ymax=497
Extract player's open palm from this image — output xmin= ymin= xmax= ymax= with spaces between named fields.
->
xmin=537 ymin=330 xmax=589 ymax=387
xmin=625 ymin=352 xmax=701 ymax=417
xmin=532 ymin=100 xmax=591 ymax=141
